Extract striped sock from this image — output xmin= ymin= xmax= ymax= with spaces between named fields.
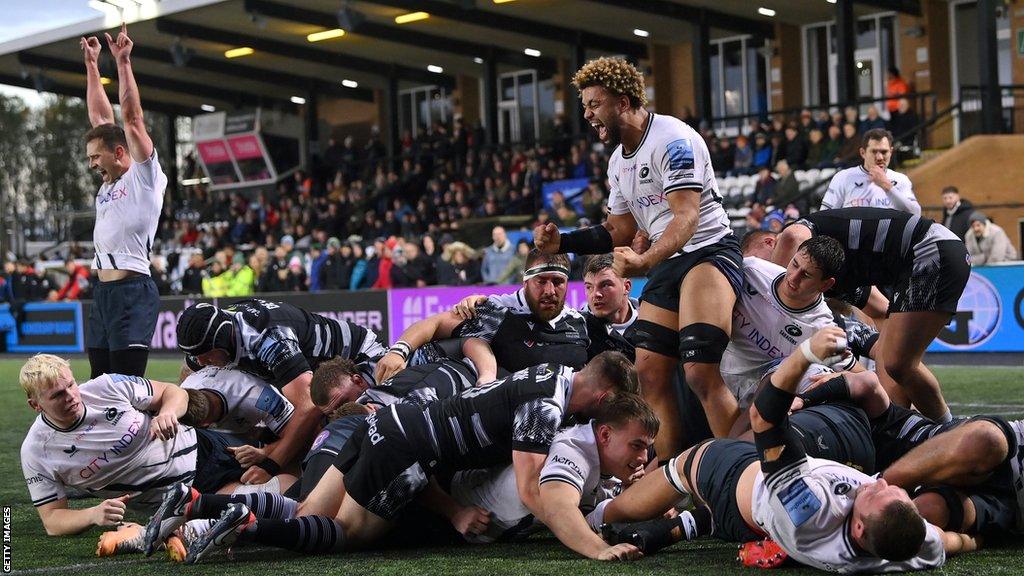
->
xmin=190 ymin=493 xmax=298 ymax=520
xmin=239 ymin=516 xmax=345 ymax=554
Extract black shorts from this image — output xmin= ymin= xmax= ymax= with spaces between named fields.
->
xmin=890 ymin=239 xmax=970 ymax=314
xmin=193 ymin=428 xmax=257 ymax=493
xmin=790 ymin=403 xmax=876 ymax=475
xmin=694 ymin=439 xmax=761 ymax=543
xmin=333 ymin=406 xmax=431 ymax=521
xmin=640 ymin=234 xmax=743 ymax=312
xmin=87 ymin=275 xmax=159 ymax=350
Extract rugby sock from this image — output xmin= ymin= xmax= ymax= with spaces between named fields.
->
xmin=938 ymin=410 xmax=953 ymax=424
xmin=190 ymin=493 xmax=298 ymax=520
xmin=238 ymin=516 xmax=345 ymax=553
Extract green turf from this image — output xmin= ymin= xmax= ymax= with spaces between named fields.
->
xmin=4 ymin=360 xmax=1024 ymax=575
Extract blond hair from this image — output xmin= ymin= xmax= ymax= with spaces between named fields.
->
xmin=20 ymin=354 xmax=71 ymax=398
xmin=441 ymin=241 xmax=478 ymax=263
xmin=572 ymin=57 xmax=647 ymax=108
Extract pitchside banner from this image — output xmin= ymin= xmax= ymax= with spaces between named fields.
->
xmin=927 ymin=263 xmax=1024 ymax=353
xmin=81 ymin=292 xmax=389 ymax=352
xmin=388 ymin=282 xmax=590 ymax=340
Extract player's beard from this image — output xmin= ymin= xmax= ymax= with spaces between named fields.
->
xmin=526 ymin=290 xmax=564 ymax=323
xmin=601 ymin=121 xmax=622 ymax=149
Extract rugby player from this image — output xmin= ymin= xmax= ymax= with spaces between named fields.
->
xmin=536 ymin=57 xmax=743 ymax=451
xmin=19 ymin=354 xmax=250 ymax=537
xmin=146 ymin=352 xmax=637 ymax=562
xmin=772 ymin=207 xmax=970 ymax=422
xmin=175 ymin=299 xmax=386 ymax=485
xmin=821 ymin=128 xmax=921 ymax=215
xmin=81 ymin=24 xmax=166 ymax=378
xmin=376 ymin=251 xmax=590 ymax=384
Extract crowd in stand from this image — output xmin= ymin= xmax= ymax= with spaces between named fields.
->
xmin=1 ymin=91 xmax=1016 ymax=304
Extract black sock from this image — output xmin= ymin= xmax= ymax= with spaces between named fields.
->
xmin=88 ymin=348 xmax=111 ymax=380
xmin=110 ymin=347 xmax=149 ymax=377
xmin=239 ymin=516 xmax=345 ymax=554
xmin=190 ymin=493 xmax=297 ymax=520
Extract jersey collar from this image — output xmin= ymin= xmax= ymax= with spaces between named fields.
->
xmin=41 ymin=406 xmax=88 ymax=433
xmin=621 ymin=112 xmax=655 ymax=160
xmin=771 ymin=273 xmax=823 ymax=314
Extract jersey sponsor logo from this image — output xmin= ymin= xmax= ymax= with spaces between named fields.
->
xmin=311 ymin=429 xmax=329 ymax=451
xmin=104 ymin=407 xmax=125 ymax=425
xmin=639 ymin=165 xmax=650 ymax=179
xmin=777 ymin=479 xmax=822 ymax=527
xmin=854 ymin=181 xmax=865 ymax=187
xmin=63 ymin=444 xmax=79 ymax=456
xmin=666 ymin=138 xmax=694 ymax=171
xmin=626 ymin=191 xmax=667 ymax=209
xmin=26 ymin=474 xmax=45 ymax=486
xmin=79 ymin=417 xmax=143 ymax=479
xmin=255 ymin=387 xmax=287 ymax=418
xmin=96 ymin=184 xmax=130 ymax=206
xmin=733 ymin=310 xmax=784 ymax=359
xmin=550 ymin=454 xmax=584 ymax=478
xmin=833 ymin=482 xmax=852 ymax=496
xmin=784 ymin=324 xmax=803 ymax=338
xmin=364 ymin=411 xmax=385 ymax=445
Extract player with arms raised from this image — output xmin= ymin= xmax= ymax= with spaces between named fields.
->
xmin=536 ymin=57 xmax=743 ymax=456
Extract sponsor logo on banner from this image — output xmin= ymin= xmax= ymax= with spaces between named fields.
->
xmin=937 ymin=272 xmax=1002 ymax=349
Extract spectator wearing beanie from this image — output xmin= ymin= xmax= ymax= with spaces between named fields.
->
xmin=965 ymin=212 xmax=1018 ymax=265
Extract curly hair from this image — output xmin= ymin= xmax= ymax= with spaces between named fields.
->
xmin=572 ymin=57 xmax=647 ymax=109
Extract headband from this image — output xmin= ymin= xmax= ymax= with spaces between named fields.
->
xmin=523 ymin=263 xmax=570 ymax=281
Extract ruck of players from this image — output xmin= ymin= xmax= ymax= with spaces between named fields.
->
xmin=19 ymin=35 xmax=1021 ymax=574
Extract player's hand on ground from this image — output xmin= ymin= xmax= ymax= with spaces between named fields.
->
xmin=150 ymin=413 xmax=179 ymax=441
xmin=612 ymin=246 xmax=647 ymax=277
xmin=630 ymin=231 xmax=651 ymax=255
xmin=375 ymin=352 xmax=407 ymax=383
xmin=80 ymin=36 xmax=102 ymax=65
xmin=452 ymin=295 xmax=487 ymax=320
xmin=533 ymin=222 xmax=561 ymax=254
xmin=104 ymin=22 xmax=133 ymax=64
xmin=240 ymin=466 xmax=272 ymax=485
xmin=597 ymin=543 xmax=643 ymax=561
xmin=227 ymin=445 xmax=267 ymax=468
xmin=92 ymin=494 xmax=131 ymax=526
xmin=450 ymin=505 xmax=491 ymax=536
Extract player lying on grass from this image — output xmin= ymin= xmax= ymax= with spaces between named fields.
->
xmin=143 ymin=353 xmax=636 ymax=562
xmin=19 ymin=354 xmax=254 ymax=540
xmin=598 ymin=327 xmax=979 ymax=572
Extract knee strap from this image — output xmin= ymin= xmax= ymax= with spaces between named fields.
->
xmin=678 ymin=323 xmax=730 ymax=364
xmin=631 ymin=319 xmax=681 ymax=359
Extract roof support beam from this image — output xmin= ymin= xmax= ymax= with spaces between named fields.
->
xmin=155 ymin=18 xmax=454 ymax=88
xmin=582 ymin=0 xmax=774 ymax=39
xmin=0 ymin=73 xmax=200 ymax=117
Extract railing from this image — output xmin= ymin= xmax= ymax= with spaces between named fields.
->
xmin=957 ymin=84 xmax=1024 ymax=140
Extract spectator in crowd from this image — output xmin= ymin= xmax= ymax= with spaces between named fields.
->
xmin=494 ymin=238 xmax=531 ymax=285
xmin=31 ymin=263 xmax=55 ymax=301
xmin=860 ymin=105 xmax=886 ymax=132
xmin=771 ymin=159 xmax=803 ymax=212
xmin=180 ymin=253 xmax=206 ymax=296
xmin=581 ymin=182 xmax=605 ymax=223
xmin=202 ymin=259 xmax=230 ymax=297
xmin=227 ymin=253 xmax=254 ymax=297
xmin=308 ymin=243 xmax=328 ymax=292
xmin=965 ymin=212 xmax=1018 ymax=265
xmin=713 ymin=137 xmax=735 ymax=174
xmin=822 ymin=125 xmax=842 ymax=166
xmin=261 ymin=246 xmax=290 ymax=292
xmin=52 ymin=259 xmax=91 ymax=301
xmin=887 ymin=98 xmax=920 ymax=144
xmin=805 ymin=128 xmax=826 ymax=169
xmin=886 ymin=67 xmax=911 ymax=114
xmin=731 ymin=134 xmax=753 ymax=175
xmin=752 ymin=165 xmax=777 ymax=206
xmin=783 ymin=125 xmax=808 ymax=169
xmin=150 ymin=256 xmax=172 ymax=296
xmin=317 ymin=238 xmax=343 ymax=291
xmin=372 ymin=238 xmax=398 ymax=290
xmin=286 ymin=256 xmax=307 ymax=291
xmin=941 ymin=186 xmax=976 ymax=241
xmin=837 ymin=122 xmax=862 ymax=166
xmin=843 ymin=105 xmax=859 ymax=128
xmin=390 ymin=240 xmax=434 ymax=288
xmin=481 ymin=226 xmax=515 ymax=284
xmin=436 ymin=241 xmax=481 ymax=286
xmin=752 ymin=132 xmax=772 ymax=169
xmin=348 ymin=243 xmax=370 ymax=291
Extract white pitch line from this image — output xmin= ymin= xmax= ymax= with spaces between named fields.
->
xmin=948 ymin=402 xmax=1024 ymax=409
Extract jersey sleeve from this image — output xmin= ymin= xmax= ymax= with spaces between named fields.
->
xmin=251 ymin=325 xmax=310 ymax=385
xmin=129 ymin=150 xmax=167 ymax=202
xmin=255 ymin=384 xmax=296 ymax=436
xmin=888 ymin=173 xmax=921 ymax=216
xmin=838 ymin=314 xmax=879 ymax=360
xmin=606 ymin=157 xmax=629 ymax=216
xmin=22 ymin=440 xmax=64 ymax=507
xmin=106 ymin=373 xmax=157 ymax=411
xmin=539 ymin=437 xmax=593 ymax=494
xmin=511 ymin=396 xmax=563 ymax=454
xmin=820 ymin=176 xmax=843 ymax=210
xmin=453 ymin=300 xmax=507 ymax=344
xmin=659 ymin=135 xmax=708 ymax=194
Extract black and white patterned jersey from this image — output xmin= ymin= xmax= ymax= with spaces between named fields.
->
xmin=21 ymin=374 xmax=198 ymax=510
xmin=186 ymin=298 xmax=386 ymax=388
xmin=357 ymin=359 xmax=477 ymax=410
xmin=453 ymin=289 xmax=590 ymax=372
xmin=581 ymin=298 xmax=638 ymax=361
xmin=832 ymin=313 xmax=879 ymax=361
xmin=795 ymin=208 xmax=933 ymax=292
xmin=398 ymin=363 xmax=573 ymax=472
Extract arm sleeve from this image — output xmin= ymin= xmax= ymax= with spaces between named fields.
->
xmin=539 ymin=440 xmax=592 ymax=495
xmin=108 ymin=373 xmax=157 ymax=411
xmin=129 ymin=150 xmax=167 ymax=203
xmin=512 ymin=397 xmax=562 ymax=454
xmin=887 ymin=174 xmax=921 ymax=216
xmin=22 ymin=443 xmax=64 ymax=507
xmin=452 ymin=300 xmax=507 ymax=344
xmin=606 ymin=160 xmax=629 ymax=216
xmin=659 ymin=136 xmax=707 ymax=194
xmin=251 ymin=326 xmax=310 ymax=385
xmin=820 ymin=182 xmax=842 ymax=210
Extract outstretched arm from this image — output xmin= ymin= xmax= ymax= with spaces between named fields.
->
xmin=106 ymin=23 xmax=153 ymax=162
xmin=81 ymin=36 xmax=114 ymax=127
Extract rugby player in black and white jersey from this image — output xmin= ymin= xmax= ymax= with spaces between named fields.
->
xmin=375 ymin=250 xmax=590 ymax=384
xmin=772 ymin=207 xmax=970 ymax=423
xmin=81 ymin=24 xmax=166 ymax=379
xmin=820 ymin=128 xmax=921 ymax=216
xmin=598 ymin=327 xmax=979 ymax=572
xmin=174 ymin=299 xmax=386 ymax=486
xmin=146 ymin=353 xmax=638 ymax=563
xmin=19 ymin=355 xmax=252 ymax=539
xmin=536 ymin=57 xmax=744 ymax=452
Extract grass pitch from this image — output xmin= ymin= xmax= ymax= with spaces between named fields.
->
xmin=4 ymin=358 xmax=1024 ymax=575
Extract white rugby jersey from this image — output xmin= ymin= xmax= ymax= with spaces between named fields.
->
xmin=721 ymin=257 xmax=848 ymax=407
xmin=93 ymin=150 xmax=167 ymax=275
xmin=607 ymin=114 xmax=731 ymax=255
xmin=821 ymin=166 xmax=920 ymax=216
xmin=21 ymin=373 xmax=197 ymax=510
xmin=753 ymin=456 xmax=945 ymax=573
xmin=450 ymin=423 xmax=611 ymax=544
xmin=180 ymin=366 xmax=294 ymax=437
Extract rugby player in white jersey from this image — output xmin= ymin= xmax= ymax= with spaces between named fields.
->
xmin=536 ymin=57 xmax=744 ymax=456
xmin=179 ymin=366 xmax=295 ymax=440
xmin=81 ymin=24 xmax=166 ymax=379
xmin=598 ymin=327 xmax=980 ymax=572
xmin=821 ymin=128 xmax=921 ymax=216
